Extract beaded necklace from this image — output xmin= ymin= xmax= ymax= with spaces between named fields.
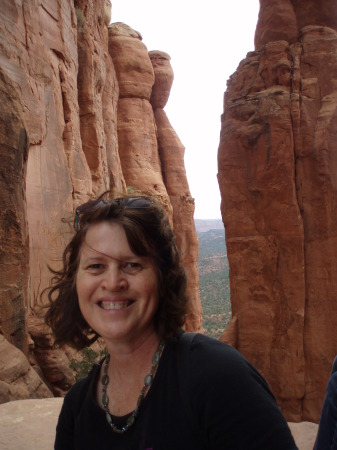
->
xmin=101 ymin=341 xmax=164 ymax=434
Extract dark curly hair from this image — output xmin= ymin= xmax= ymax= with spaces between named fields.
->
xmin=44 ymin=193 xmax=188 ymax=349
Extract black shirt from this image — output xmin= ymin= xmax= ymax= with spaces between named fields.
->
xmin=55 ymin=333 xmax=298 ymax=449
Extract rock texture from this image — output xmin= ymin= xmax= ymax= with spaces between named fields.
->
xmin=28 ymin=316 xmax=75 ymax=396
xmin=149 ymin=50 xmax=202 ymax=331
xmin=108 ymin=23 xmax=171 ymax=212
xmin=218 ymin=0 xmax=337 ymax=422
xmin=0 ymin=1 xmax=202 ymax=401
xmin=75 ymin=0 xmax=125 ymax=196
xmin=0 ymin=68 xmax=29 ymax=354
xmin=288 ymin=422 xmax=319 ymax=450
xmin=0 ymin=335 xmax=52 ymax=403
xmin=0 ymin=398 xmax=63 ymax=450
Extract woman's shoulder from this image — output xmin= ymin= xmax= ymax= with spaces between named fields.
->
xmin=174 ymin=332 xmax=271 ymax=390
xmin=177 ymin=332 xmax=248 ymax=366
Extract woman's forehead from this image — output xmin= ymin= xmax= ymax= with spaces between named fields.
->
xmin=81 ymin=221 xmax=133 ymax=255
xmin=79 ymin=239 xmax=137 ymax=262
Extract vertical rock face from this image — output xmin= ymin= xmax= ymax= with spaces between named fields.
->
xmin=0 ymin=0 xmax=86 ymax=351
xmin=0 ymin=72 xmax=29 ymax=353
xmin=218 ymin=0 xmax=337 ymax=421
xmin=108 ymin=23 xmax=172 ymax=213
xmin=0 ymin=0 xmax=96 ymax=394
xmin=0 ymin=2 xmax=202 ymax=399
xmin=149 ymin=51 xmax=202 ymax=331
xmin=75 ymin=0 xmax=125 ymax=196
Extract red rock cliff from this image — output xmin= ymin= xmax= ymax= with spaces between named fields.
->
xmin=0 ymin=0 xmax=201 ymax=400
xmin=218 ymin=0 xmax=337 ymax=422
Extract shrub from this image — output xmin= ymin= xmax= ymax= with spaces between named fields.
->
xmin=70 ymin=347 xmax=107 ymax=380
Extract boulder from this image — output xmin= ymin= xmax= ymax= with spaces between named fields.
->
xmin=0 ymin=397 xmax=63 ymax=450
xmin=0 ymin=335 xmax=52 ymax=403
xmin=289 ymin=422 xmax=318 ymax=450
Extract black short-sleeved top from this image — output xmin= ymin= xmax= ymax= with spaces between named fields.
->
xmin=55 ymin=333 xmax=298 ymax=450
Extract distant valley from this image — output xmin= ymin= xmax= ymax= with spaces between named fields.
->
xmin=195 ymin=220 xmax=231 ymax=338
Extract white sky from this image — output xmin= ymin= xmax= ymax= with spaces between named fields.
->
xmin=111 ymin=1 xmax=260 ymax=219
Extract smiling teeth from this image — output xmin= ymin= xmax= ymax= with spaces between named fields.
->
xmin=100 ymin=301 xmax=129 ymax=310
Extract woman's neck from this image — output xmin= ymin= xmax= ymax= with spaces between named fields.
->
xmin=104 ymin=330 xmax=160 ymax=381
xmin=97 ymin=331 xmax=162 ymax=417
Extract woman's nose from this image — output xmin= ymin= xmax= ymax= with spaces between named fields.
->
xmin=101 ymin=265 xmax=127 ymax=291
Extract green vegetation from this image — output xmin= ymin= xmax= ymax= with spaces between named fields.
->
xmin=196 ymin=225 xmax=231 ymax=339
xmin=75 ymin=7 xmax=85 ymax=29
xmin=70 ymin=347 xmax=107 ymax=380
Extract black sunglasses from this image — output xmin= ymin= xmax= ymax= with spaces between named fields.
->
xmin=74 ymin=197 xmax=152 ymax=231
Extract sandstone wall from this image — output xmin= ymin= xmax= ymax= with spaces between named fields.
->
xmin=108 ymin=24 xmax=171 ymax=212
xmin=0 ymin=0 xmax=201 ymax=400
xmin=218 ymin=0 xmax=337 ymax=422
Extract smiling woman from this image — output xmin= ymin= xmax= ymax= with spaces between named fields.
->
xmin=76 ymin=221 xmax=159 ymax=346
xmin=45 ymin=193 xmax=187 ymax=350
xmin=44 ymin=192 xmax=298 ymax=449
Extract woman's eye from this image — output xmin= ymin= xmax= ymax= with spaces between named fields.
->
xmin=121 ymin=262 xmax=143 ymax=274
xmin=87 ymin=263 xmax=104 ymax=271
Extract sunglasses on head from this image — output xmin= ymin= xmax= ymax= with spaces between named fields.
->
xmin=74 ymin=197 xmax=152 ymax=231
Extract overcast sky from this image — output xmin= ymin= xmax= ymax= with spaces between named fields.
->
xmin=111 ymin=1 xmax=260 ymax=219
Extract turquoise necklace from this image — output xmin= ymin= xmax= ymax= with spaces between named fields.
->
xmin=101 ymin=342 xmax=164 ymax=434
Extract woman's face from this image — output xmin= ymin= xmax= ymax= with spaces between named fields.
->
xmin=76 ymin=221 xmax=159 ymax=347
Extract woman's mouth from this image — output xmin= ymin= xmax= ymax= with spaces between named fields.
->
xmin=98 ymin=300 xmax=133 ymax=310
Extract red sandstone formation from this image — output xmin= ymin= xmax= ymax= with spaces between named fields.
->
xmin=149 ymin=50 xmax=202 ymax=331
xmin=0 ymin=69 xmax=29 ymax=355
xmin=75 ymin=0 xmax=124 ymax=196
xmin=108 ymin=23 xmax=172 ymax=214
xmin=0 ymin=1 xmax=202 ymax=400
xmin=218 ymin=0 xmax=337 ymax=422
xmin=0 ymin=335 xmax=52 ymax=402
xmin=0 ymin=0 xmax=85 ymax=374
xmin=149 ymin=51 xmax=174 ymax=108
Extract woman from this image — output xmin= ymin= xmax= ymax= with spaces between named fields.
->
xmin=45 ymin=193 xmax=298 ymax=449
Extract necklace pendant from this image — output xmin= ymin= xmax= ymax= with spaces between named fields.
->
xmin=102 ymin=392 xmax=109 ymax=408
xmin=101 ymin=374 xmax=109 ymax=386
xmin=127 ymin=415 xmax=136 ymax=427
xmin=106 ymin=412 xmax=113 ymax=426
xmin=152 ymin=350 xmax=160 ymax=365
xmin=144 ymin=374 xmax=153 ymax=386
